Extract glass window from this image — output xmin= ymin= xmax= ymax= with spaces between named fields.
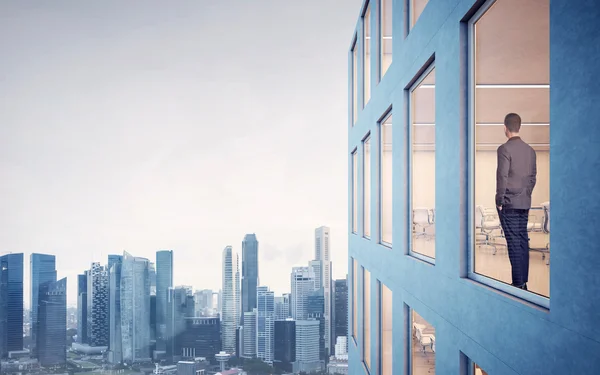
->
xmin=410 ymin=0 xmax=429 ymax=28
xmin=380 ymin=0 xmax=392 ymax=78
xmin=380 ymin=113 xmax=393 ymax=245
xmin=363 ymin=268 xmax=371 ymax=370
xmin=352 ymin=150 xmax=358 ymax=234
xmin=353 ymin=39 xmax=358 ymax=125
xmin=410 ymin=66 xmax=436 ymax=261
xmin=363 ymin=2 xmax=371 ymax=106
xmin=381 ymin=284 xmax=392 ymax=375
xmin=364 ymin=137 xmax=371 ymax=238
xmin=473 ymin=363 xmax=489 ymax=375
xmin=411 ymin=309 xmax=435 ymax=374
xmin=353 ymin=259 xmax=358 ymax=341
xmin=471 ymin=0 xmax=550 ymax=298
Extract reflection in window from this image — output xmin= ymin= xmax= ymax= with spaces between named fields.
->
xmin=411 ymin=309 xmax=435 ymax=374
xmin=410 ymin=0 xmax=429 ymax=28
xmin=380 ymin=114 xmax=393 ymax=245
xmin=363 ymin=2 xmax=371 ymax=106
xmin=363 ymin=268 xmax=371 ymax=370
xmin=364 ymin=137 xmax=371 ymax=238
xmin=474 ymin=363 xmax=489 ymax=375
xmin=381 ymin=284 xmax=392 ymax=375
xmin=410 ymin=66 xmax=436 ymax=260
xmin=380 ymin=0 xmax=392 ymax=78
xmin=472 ymin=0 xmax=550 ymax=298
xmin=352 ymin=151 xmax=358 ymax=234
xmin=353 ymin=259 xmax=358 ymax=341
xmin=352 ymin=40 xmax=358 ymax=125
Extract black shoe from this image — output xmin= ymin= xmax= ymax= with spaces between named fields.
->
xmin=522 ymin=283 xmax=528 ymax=291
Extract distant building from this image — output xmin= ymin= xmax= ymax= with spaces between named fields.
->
xmin=30 ymin=253 xmax=56 ymax=357
xmin=256 ymin=286 xmax=274 ymax=363
xmin=242 ymin=310 xmax=256 ymax=358
xmin=333 ymin=278 xmax=348 ymax=351
xmin=37 ymin=278 xmax=67 ymax=367
xmin=167 ymin=286 xmax=193 ymax=363
xmin=87 ymin=262 xmax=109 ymax=347
xmin=179 ymin=317 xmax=221 ymax=362
xmin=0 ymin=253 xmax=24 ymax=357
xmin=290 ymin=267 xmax=315 ymax=320
xmin=221 ymin=246 xmax=240 ymax=355
xmin=77 ymin=272 xmax=88 ymax=344
xmin=274 ymin=294 xmax=290 ymax=320
xmin=293 ymin=320 xmax=321 ymax=373
xmin=307 ymin=288 xmax=326 ymax=361
xmin=273 ymin=319 xmax=295 ymax=373
xmin=241 ymin=234 xmax=259 ymax=325
xmin=194 ymin=289 xmax=214 ymax=316
xmin=177 ymin=359 xmax=208 ymax=375
xmin=156 ymin=250 xmax=174 ymax=352
xmin=108 ymin=258 xmax=123 ymax=364
xmin=314 ymin=226 xmax=332 ymax=354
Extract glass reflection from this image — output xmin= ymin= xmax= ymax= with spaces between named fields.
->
xmin=380 ymin=114 xmax=393 ymax=245
xmin=410 ymin=67 xmax=436 ymax=260
xmin=381 ymin=284 xmax=392 ymax=375
xmin=353 ymin=259 xmax=358 ymax=340
xmin=474 ymin=363 xmax=489 ymax=375
xmin=363 ymin=268 xmax=371 ymax=369
xmin=380 ymin=0 xmax=392 ymax=77
xmin=364 ymin=137 xmax=371 ymax=238
xmin=352 ymin=151 xmax=358 ymax=234
xmin=363 ymin=3 xmax=371 ymax=106
xmin=353 ymin=41 xmax=358 ymax=125
xmin=411 ymin=0 xmax=429 ymax=28
xmin=472 ymin=0 xmax=550 ymax=298
xmin=411 ymin=309 xmax=435 ymax=374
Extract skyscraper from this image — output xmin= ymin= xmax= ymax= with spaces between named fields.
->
xmin=314 ymin=226 xmax=332 ymax=355
xmin=273 ymin=319 xmax=295 ymax=373
xmin=37 ymin=278 xmax=67 ymax=367
xmin=77 ymin=272 xmax=88 ymax=344
xmin=307 ymin=288 xmax=326 ymax=361
xmin=87 ymin=262 xmax=109 ymax=347
xmin=0 ymin=253 xmax=24 ymax=357
xmin=167 ymin=286 xmax=192 ymax=363
xmin=120 ymin=252 xmax=151 ymax=363
xmin=156 ymin=250 xmax=173 ymax=351
xmin=333 ymin=278 xmax=348 ymax=350
xmin=221 ymin=246 xmax=239 ymax=354
xmin=256 ymin=286 xmax=275 ymax=363
xmin=290 ymin=267 xmax=315 ymax=321
xmin=242 ymin=310 xmax=256 ymax=358
xmin=108 ymin=258 xmax=123 ymax=364
xmin=30 ymin=253 xmax=56 ymax=356
xmin=179 ymin=317 xmax=221 ymax=361
xmin=294 ymin=320 xmax=321 ymax=373
xmin=194 ymin=289 xmax=213 ymax=316
xmin=241 ymin=234 xmax=259 ymax=323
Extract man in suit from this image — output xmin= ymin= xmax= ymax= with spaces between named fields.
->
xmin=496 ymin=113 xmax=537 ymax=290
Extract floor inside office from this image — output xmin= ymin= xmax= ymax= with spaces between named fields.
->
xmin=413 ymin=231 xmax=550 ymax=297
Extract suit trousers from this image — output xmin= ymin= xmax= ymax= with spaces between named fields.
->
xmin=498 ymin=208 xmax=530 ymax=286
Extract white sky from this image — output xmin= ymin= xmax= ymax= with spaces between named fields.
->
xmin=0 ymin=0 xmax=362 ymax=306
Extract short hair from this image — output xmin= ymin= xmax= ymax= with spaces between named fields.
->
xmin=504 ymin=113 xmax=521 ymax=133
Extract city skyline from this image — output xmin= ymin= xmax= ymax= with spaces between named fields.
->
xmin=0 ymin=0 xmax=360 ymax=308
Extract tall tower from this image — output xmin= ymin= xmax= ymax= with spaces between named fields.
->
xmin=37 ymin=278 xmax=67 ymax=367
xmin=241 ymin=234 xmax=259 ymax=323
xmin=256 ymin=286 xmax=275 ymax=363
xmin=87 ymin=262 xmax=109 ymax=347
xmin=108 ymin=257 xmax=123 ymax=364
xmin=30 ymin=253 xmax=56 ymax=356
xmin=314 ymin=226 xmax=332 ymax=354
xmin=77 ymin=272 xmax=88 ymax=344
xmin=0 ymin=253 xmax=24 ymax=357
xmin=290 ymin=267 xmax=316 ymax=320
xmin=156 ymin=250 xmax=173 ymax=351
xmin=221 ymin=246 xmax=239 ymax=354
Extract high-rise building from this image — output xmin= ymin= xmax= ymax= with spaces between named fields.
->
xmin=241 ymin=234 xmax=258 ymax=324
xmin=149 ymin=262 xmax=156 ymax=296
xmin=256 ymin=286 xmax=274 ymax=363
xmin=274 ymin=296 xmax=289 ymax=320
xmin=87 ymin=262 xmax=109 ymax=346
xmin=294 ymin=320 xmax=321 ymax=373
xmin=0 ymin=253 xmax=24 ymax=357
xmin=290 ymin=267 xmax=315 ymax=320
xmin=307 ymin=288 xmax=326 ymax=361
xmin=221 ymin=246 xmax=239 ymax=355
xmin=179 ymin=317 xmax=221 ymax=361
xmin=150 ymin=295 xmax=157 ymax=342
xmin=108 ymin=258 xmax=123 ymax=364
xmin=194 ymin=289 xmax=213 ymax=316
xmin=30 ymin=253 xmax=56 ymax=356
xmin=308 ymin=260 xmax=322 ymax=290
xmin=120 ymin=252 xmax=151 ymax=363
xmin=37 ymin=278 xmax=67 ymax=368
xmin=333 ymin=278 xmax=348 ymax=350
xmin=167 ymin=286 xmax=193 ymax=363
xmin=156 ymin=250 xmax=173 ymax=351
xmin=314 ymin=226 xmax=332 ymax=355
xmin=77 ymin=272 xmax=88 ymax=344
xmin=242 ymin=310 xmax=256 ymax=358
xmin=273 ymin=319 xmax=295 ymax=373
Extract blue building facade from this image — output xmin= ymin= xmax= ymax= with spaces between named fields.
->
xmin=347 ymin=0 xmax=600 ymax=374
xmin=241 ymin=234 xmax=259 ymax=322
xmin=0 ymin=253 xmax=23 ymax=357
xmin=38 ymin=277 xmax=67 ymax=368
xmin=30 ymin=253 xmax=57 ymax=357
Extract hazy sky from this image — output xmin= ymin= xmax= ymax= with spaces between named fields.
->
xmin=0 ymin=1 xmax=361 ymax=306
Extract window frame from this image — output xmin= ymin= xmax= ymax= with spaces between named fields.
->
xmin=352 ymin=258 xmax=358 ymax=343
xmin=379 ymin=0 xmax=392 ymax=81
xmin=351 ymin=36 xmax=358 ymax=126
xmin=363 ymin=133 xmax=372 ymax=239
xmin=379 ymin=110 xmax=393 ymax=248
xmin=407 ymin=63 xmax=436 ymax=264
xmin=362 ymin=0 xmax=372 ymax=107
xmin=363 ymin=267 xmax=371 ymax=371
xmin=379 ymin=282 xmax=392 ymax=375
xmin=466 ymin=0 xmax=550 ymax=309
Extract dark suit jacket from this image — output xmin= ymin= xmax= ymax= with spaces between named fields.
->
xmin=495 ymin=136 xmax=537 ymax=209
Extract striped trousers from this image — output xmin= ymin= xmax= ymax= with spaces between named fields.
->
xmin=498 ymin=208 xmax=530 ymax=287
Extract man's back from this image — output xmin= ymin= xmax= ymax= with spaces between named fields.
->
xmin=495 ymin=137 xmax=537 ymax=209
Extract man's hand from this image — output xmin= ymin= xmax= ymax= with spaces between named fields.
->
xmin=497 ymin=205 xmax=502 ymax=211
